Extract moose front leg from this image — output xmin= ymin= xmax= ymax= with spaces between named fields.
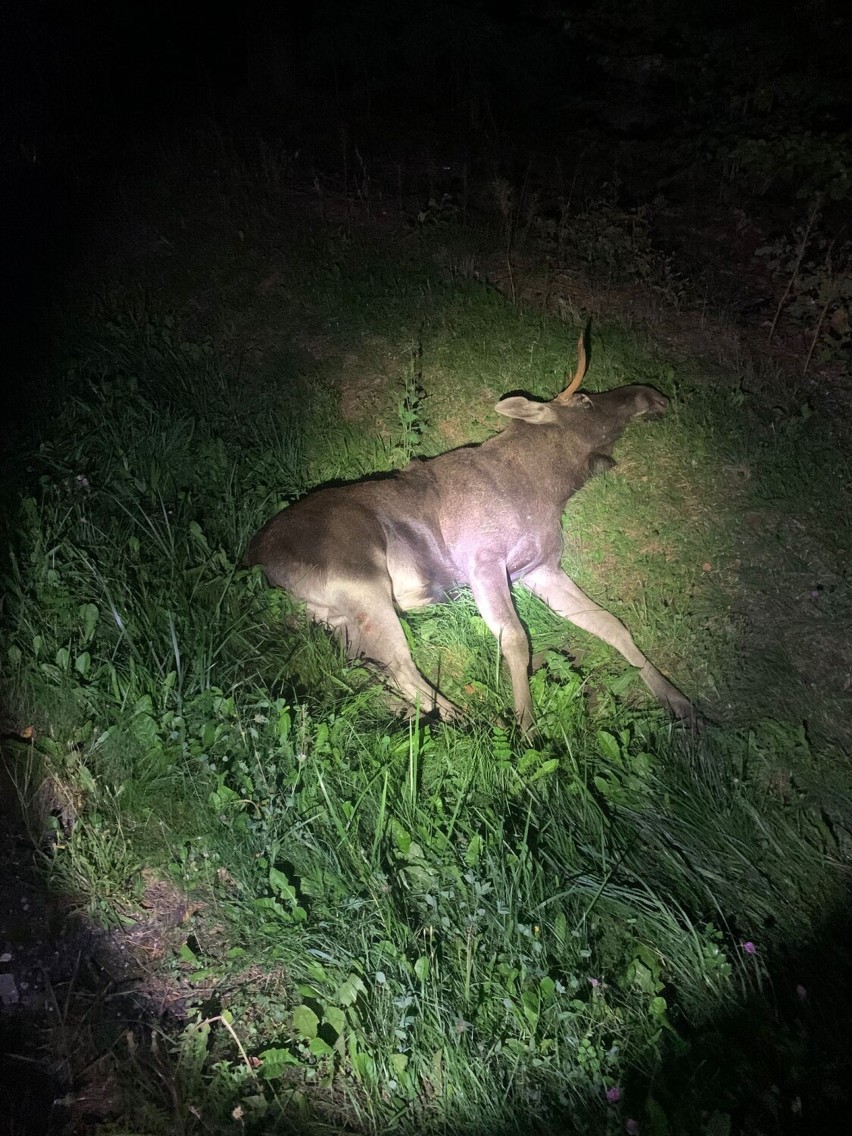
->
xmin=522 ymin=564 xmax=695 ymax=721
xmin=467 ymin=562 xmax=536 ymax=733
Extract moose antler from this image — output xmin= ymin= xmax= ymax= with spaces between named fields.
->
xmin=554 ymin=332 xmax=588 ymax=404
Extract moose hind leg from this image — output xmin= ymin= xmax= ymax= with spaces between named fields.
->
xmin=522 ymin=564 xmax=695 ymax=720
xmin=328 ymin=583 xmax=461 ymax=720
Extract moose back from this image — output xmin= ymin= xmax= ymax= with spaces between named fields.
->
xmin=246 ymin=337 xmax=694 ymax=732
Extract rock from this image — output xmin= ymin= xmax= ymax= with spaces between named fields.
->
xmin=0 ymin=971 xmax=19 ymax=1007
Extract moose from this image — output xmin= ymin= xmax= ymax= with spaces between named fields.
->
xmin=246 ymin=335 xmax=695 ymax=732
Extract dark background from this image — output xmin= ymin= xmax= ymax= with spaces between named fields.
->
xmin=3 ymin=0 xmax=849 ymax=436
xmin=2 ymin=3 xmax=851 ymax=1133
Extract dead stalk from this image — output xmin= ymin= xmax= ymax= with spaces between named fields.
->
xmin=803 ymin=294 xmax=833 ymax=374
xmin=768 ymin=196 xmax=821 ymax=344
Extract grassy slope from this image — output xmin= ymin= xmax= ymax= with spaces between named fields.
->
xmin=2 ymin=165 xmax=851 ymax=1135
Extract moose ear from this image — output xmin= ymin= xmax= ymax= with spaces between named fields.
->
xmin=495 ymin=396 xmax=558 ymax=423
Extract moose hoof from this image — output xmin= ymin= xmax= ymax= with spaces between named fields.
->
xmin=667 ymin=694 xmax=704 ymax=733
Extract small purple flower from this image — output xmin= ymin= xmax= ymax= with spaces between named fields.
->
xmin=796 ymin=984 xmax=807 ymax=1001
xmin=742 ymin=941 xmax=757 ymax=955
xmin=606 ymin=1086 xmax=622 ymax=1103
xmin=588 ymin=977 xmax=600 ymax=987
xmin=626 ymin=1121 xmax=640 ymax=1135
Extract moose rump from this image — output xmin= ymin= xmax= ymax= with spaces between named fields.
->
xmin=248 ymin=473 xmax=467 ymax=722
xmin=246 ymin=337 xmax=695 ymax=732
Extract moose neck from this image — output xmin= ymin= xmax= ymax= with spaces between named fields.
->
xmin=486 ymin=420 xmax=606 ymax=510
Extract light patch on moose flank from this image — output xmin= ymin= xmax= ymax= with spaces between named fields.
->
xmin=388 ymin=556 xmax=434 ymax=610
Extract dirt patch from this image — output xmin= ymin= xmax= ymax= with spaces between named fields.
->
xmin=0 ymin=743 xmax=234 ymax=1134
xmin=336 ymin=341 xmax=401 ymax=426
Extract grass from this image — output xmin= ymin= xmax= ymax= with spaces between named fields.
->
xmin=2 ymin=175 xmax=852 ymax=1135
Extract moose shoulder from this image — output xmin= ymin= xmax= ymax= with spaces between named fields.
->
xmin=246 ymin=336 xmax=695 ymax=733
